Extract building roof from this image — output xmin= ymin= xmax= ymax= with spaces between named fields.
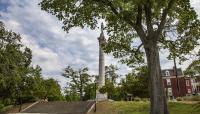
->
xmin=161 ymin=68 xmax=183 ymax=77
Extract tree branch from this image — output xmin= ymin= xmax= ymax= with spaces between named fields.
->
xmin=144 ymin=0 xmax=153 ymax=35
xmin=134 ymin=5 xmax=148 ymax=43
xmin=94 ymin=0 xmax=147 ymax=43
xmin=136 ymin=5 xmax=142 ymax=26
xmin=137 ymin=43 xmax=143 ymax=52
xmin=156 ymin=0 xmax=176 ymax=38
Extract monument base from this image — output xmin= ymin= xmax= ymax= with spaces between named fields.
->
xmin=96 ymin=93 xmax=107 ymax=101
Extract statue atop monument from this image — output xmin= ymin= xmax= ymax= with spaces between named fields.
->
xmin=98 ymin=23 xmax=106 ymax=45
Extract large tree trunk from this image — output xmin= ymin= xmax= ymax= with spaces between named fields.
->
xmin=144 ymin=42 xmax=169 ymax=114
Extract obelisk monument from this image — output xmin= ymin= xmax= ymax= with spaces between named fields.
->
xmin=96 ymin=23 xmax=107 ymax=101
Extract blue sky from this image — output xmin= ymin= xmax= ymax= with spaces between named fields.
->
xmin=0 ymin=0 xmax=200 ymax=88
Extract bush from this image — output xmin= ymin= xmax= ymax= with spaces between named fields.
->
xmin=183 ymin=96 xmax=200 ymax=101
xmin=0 ymin=103 xmax=4 ymax=110
xmin=3 ymin=98 xmax=12 ymax=106
xmin=48 ymin=96 xmax=63 ymax=101
xmin=191 ymin=96 xmax=200 ymax=101
xmin=176 ymin=97 xmax=183 ymax=101
xmin=21 ymin=96 xmax=37 ymax=103
xmin=99 ymin=86 xmax=107 ymax=94
xmin=141 ymin=98 xmax=149 ymax=102
xmin=134 ymin=97 xmax=141 ymax=101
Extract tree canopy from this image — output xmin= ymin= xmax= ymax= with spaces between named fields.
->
xmin=40 ymin=1 xmax=200 ymax=114
xmin=0 ymin=21 xmax=63 ymax=111
xmin=184 ymin=58 xmax=200 ymax=76
xmin=40 ymin=0 xmax=200 ymax=65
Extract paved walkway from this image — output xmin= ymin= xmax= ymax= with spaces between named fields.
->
xmin=21 ymin=101 xmax=95 ymax=114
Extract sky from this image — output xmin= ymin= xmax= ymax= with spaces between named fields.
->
xmin=0 ymin=0 xmax=200 ymax=89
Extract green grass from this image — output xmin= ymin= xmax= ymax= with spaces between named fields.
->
xmin=0 ymin=105 xmax=14 ymax=112
xmin=92 ymin=101 xmax=200 ymax=114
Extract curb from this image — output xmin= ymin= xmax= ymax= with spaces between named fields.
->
xmin=87 ymin=101 xmax=96 ymax=113
xmin=20 ymin=101 xmax=39 ymax=112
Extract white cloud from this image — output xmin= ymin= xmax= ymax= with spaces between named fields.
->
xmin=7 ymin=20 xmax=20 ymax=30
xmin=21 ymin=34 xmax=62 ymax=75
xmin=191 ymin=0 xmax=200 ymax=19
xmin=0 ymin=0 xmax=105 ymax=88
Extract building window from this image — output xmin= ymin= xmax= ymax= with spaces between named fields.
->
xmin=168 ymin=88 xmax=173 ymax=96
xmin=186 ymin=80 xmax=190 ymax=86
xmin=166 ymin=79 xmax=171 ymax=86
xmin=165 ymin=71 xmax=170 ymax=76
xmin=188 ymin=89 xmax=191 ymax=94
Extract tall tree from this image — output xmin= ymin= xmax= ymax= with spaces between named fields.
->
xmin=40 ymin=1 xmax=200 ymax=114
xmin=62 ymin=66 xmax=91 ymax=101
xmin=0 ymin=21 xmax=32 ymax=106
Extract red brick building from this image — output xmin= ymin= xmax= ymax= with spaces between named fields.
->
xmin=162 ymin=68 xmax=193 ymax=98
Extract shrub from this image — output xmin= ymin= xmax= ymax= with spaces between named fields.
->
xmin=134 ymin=97 xmax=141 ymax=101
xmin=99 ymin=86 xmax=107 ymax=94
xmin=183 ymin=96 xmax=200 ymax=101
xmin=48 ymin=96 xmax=63 ymax=101
xmin=3 ymin=98 xmax=12 ymax=106
xmin=142 ymin=98 xmax=149 ymax=102
xmin=0 ymin=103 xmax=4 ymax=110
xmin=22 ymin=96 xmax=37 ymax=103
xmin=190 ymin=96 xmax=200 ymax=101
xmin=176 ymin=97 xmax=183 ymax=101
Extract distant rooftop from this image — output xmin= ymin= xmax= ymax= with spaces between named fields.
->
xmin=161 ymin=68 xmax=183 ymax=77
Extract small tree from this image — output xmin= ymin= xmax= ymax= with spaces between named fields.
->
xmin=43 ymin=78 xmax=63 ymax=101
xmin=105 ymin=65 xmax=119 ymax=85
xmin=122 ymin=66 xmax=149 ymax=98
xmin=62 ymin=66 xmax=91 ymax=101
xmin=105 ymin=65 xmax=119 ymax=99
xmin=83 ymin=83 xmax=96 ymax=100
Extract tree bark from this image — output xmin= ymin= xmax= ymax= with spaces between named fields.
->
xmin=144 ymin=42 xmax=169 ymax=114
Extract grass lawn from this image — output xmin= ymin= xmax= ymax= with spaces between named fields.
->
xmin=90 ymin=101 xmax=200 ymax=114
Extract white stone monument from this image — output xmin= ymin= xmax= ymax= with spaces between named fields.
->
xmin=96 ymin=23 xmax=107 ymax=101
